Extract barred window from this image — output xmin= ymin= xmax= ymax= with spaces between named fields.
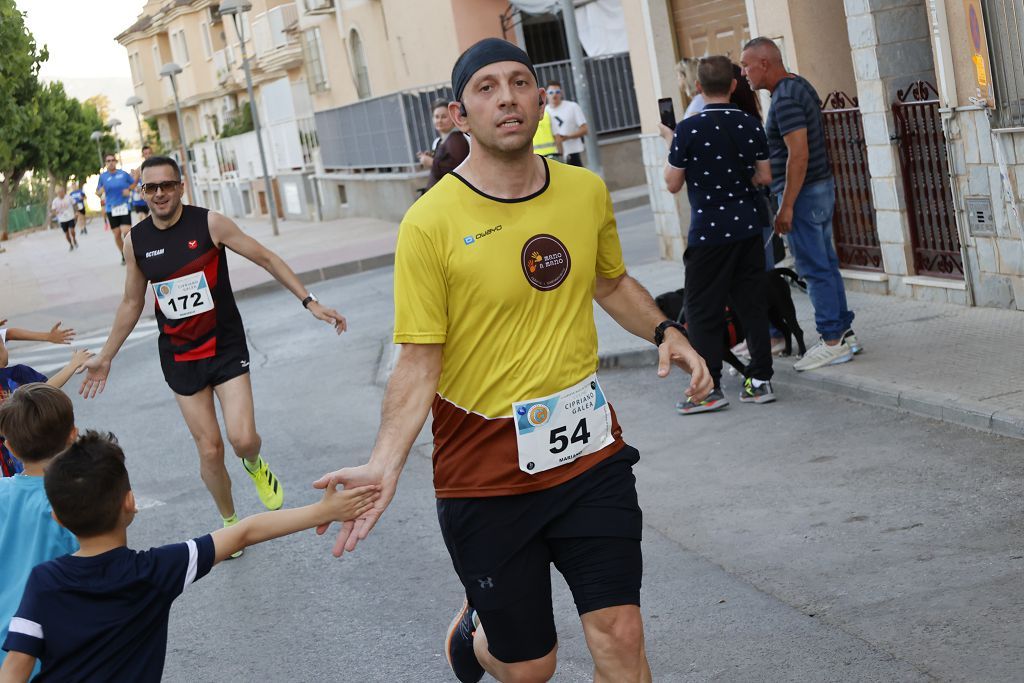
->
xmin=983 ymin=0 xmax=1024 ymax=127
xmin=302 ymin=28 xmax=329 ymax=93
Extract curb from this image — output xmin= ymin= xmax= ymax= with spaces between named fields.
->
xmin=596 ymin=348 xmax=1024 ymax=441
xmin=234 ymin=252 xmax=395 ymax=301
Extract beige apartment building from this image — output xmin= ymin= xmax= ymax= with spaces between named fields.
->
xmin=622 ymin=0 xmax=1024 ymax=311
xmin=119 ymin=1 xmax=648 ymax=223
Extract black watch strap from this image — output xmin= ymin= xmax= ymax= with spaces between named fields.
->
xmin=654 ymin=320 xmax=687 ymax=346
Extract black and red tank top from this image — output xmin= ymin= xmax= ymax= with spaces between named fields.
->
xmin=132 ymin=205 xmax=245 ymax=362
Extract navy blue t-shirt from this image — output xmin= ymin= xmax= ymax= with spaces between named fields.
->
xmin=765 ymin=74 xmax=832 ymax=195
xmin=3 ymin=534 xmax=215 ymax=682
xmin=667 ymin=104 xmax=770 ymax=246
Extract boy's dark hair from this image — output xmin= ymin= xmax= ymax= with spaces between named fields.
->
xmin=431 ymin=98 xmax=450 ymax=112
xmin=139 ymin=155 xmax=181 ymax=180
xmin=546 ymin=79 xmax=562 ymax=88
xmin=45 ymin=431 xmax=131 ymax=537
xmin=697 ymin=56 xmax=735 ymax=97
xmin=0 ymin=383 xmax=74 ymax=463
xmin=142 ymin=144 xmax=153 ymax=152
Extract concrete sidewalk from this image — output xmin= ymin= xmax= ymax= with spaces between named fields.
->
xmin=598 ymin=259 xmax=1024 ymax=441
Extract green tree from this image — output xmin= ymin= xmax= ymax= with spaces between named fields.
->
xmin=0 ymin=0 xmax=48 ymax=240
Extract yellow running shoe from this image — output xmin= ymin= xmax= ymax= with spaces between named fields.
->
xmin=222 ymin=516 xmax=244 ymax=559
xmin=243 ymin=456 xmax=284 ymax=510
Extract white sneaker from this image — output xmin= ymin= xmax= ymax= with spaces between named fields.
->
xmin=843 ymin=329 xmax=862 ymax=354
xmin=793 ymin=339 xmax=854 ymax=372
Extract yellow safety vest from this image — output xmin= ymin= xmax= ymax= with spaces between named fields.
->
xmin=533 ymin=110 xmax=558 ymax=157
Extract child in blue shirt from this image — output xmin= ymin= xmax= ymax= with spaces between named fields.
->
xmin=1 ymin=431 xmax=380 ymax=682
xmin=0 ymin=384 xmax=79 ymax=678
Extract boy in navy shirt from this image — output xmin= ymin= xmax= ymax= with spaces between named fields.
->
xmin=0 ymin=432 xmax=379 ymax=682
xmin=660 ymin=55 xmax=776 ymax=414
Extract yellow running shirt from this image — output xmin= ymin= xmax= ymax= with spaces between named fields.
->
xmin=394 ymin=158 xmax=628 ymax=498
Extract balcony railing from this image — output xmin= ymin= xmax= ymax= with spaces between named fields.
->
xmin=315 ymin=52 xmax=640 ymax=172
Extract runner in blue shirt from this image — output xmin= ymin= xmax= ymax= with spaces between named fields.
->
xmin=95 ymin=154 xmax=136 ymax=265
xmin=69 ymin=184 xmax=88 ymax=235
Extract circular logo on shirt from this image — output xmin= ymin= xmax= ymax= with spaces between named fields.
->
xmin=158 ymin=284 xmax=171 ymax=297
xmin=521 ymin=234 xmax=571 ymax=291
xmin=527 ymin=404 xmax=550 ymax=427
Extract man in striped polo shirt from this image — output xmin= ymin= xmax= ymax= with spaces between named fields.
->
xmin=741 ymin=37 xmax=862 ymax=371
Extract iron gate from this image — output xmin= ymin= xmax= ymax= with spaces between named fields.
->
xmin=821 ymin=91 xmax=881 ymax=270
xmin=892 ymin=81 xmax=962 ymax=278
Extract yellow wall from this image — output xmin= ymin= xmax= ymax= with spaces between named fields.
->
xmin=942 ymin=0 xmax=988 ymax=106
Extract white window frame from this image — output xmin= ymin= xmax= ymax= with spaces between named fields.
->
xmin=152 ymin=44 xmax=162 ymax=71
xmin=982 ymin=0 xmax=1024 ymax=128
xmin=129 ymin=52 xmax=143 ymax=85
xmin=201 ymin=21 xmax=213 ymax=60
xmin=302 ymin=28 xmax=329 ymax=93
xmin=172 ymin=29 xmax=190 ymax=66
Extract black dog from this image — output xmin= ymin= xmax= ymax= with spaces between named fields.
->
xmin=654 ymin=268 xmax=808 ymax=374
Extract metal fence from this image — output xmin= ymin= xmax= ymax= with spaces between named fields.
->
xmin=316 ymin=52 xmax=639 ymax=172
xmin=820 ymin=91 xmax=881 ymax=271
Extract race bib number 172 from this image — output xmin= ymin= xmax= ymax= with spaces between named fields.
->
xmin=153 ymin=271 xmax=215 ymax=320
xmin=513 ymin=373 xmax=614 ymax=475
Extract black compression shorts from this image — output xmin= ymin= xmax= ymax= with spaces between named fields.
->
xmin=160 ymin=344 xmax=250 ymax=396
xmin=437 ymin=445 xmax=643 ymax=664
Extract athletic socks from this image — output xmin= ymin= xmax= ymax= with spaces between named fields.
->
xmin=242 ymin=454 xmax=261 ymax=474
xmin=222 ymin=513 xmax=238 ymax=526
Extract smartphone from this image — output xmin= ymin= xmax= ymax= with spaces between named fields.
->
xmin=658 ymin=97 xmax=676 ymax=129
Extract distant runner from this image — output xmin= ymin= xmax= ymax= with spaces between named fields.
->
xmin=69 ymin=183 xmax=88 ymax=235
xmin=95 ymin=154 xmax=136 ymax=265
xmin=81 ymin=155 xmax=348 ymax=554
xmin=49 ymin=186 xmax=78 ymax=251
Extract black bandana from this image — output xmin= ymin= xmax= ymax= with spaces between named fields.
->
xmin=451 ymin=38 xmax=537 ymax=102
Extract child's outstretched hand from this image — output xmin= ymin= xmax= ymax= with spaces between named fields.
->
xmin=69 ymin=349 xmax=94 ymax=372
xmin=48 ymin=322 xmax=76 ymax=344
xmin=321 ymin=484 xmax=381 ymax=523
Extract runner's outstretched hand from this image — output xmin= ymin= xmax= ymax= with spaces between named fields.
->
xmin=307 ymin=301 xmax=348 ymax=335
xmin=79 ymin=356 xmax=112 ymax=399
xmin=312 ymin=463 xmax=397 ymax=557
xmin=657 ymin=328 xmax=712 ymax=403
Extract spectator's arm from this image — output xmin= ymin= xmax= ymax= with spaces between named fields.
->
xmin=571 ymin=122 xmax=589 ymax=140
xmin=660 ymin=122 xmax=686 ymax=194
xmin=752 ymin=159 xmax=772 ymax=187
xmin=780 ymin=128 xmax=809 ymax=210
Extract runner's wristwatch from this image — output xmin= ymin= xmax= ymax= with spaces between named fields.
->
xmin=654 ymin=320 xmax=687 ymax=346
xmin=301 ymin=293 xmax=319 ymax=309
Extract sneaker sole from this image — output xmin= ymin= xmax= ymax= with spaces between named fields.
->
xmin=739 ymin=394 xmax=777 ymax=404
xmin=677 ymin=398 xmax=730 ymax=415
xmin=444 ymin=600 xmax=471 ymax=672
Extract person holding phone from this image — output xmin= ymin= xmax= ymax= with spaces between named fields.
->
xmin=659 ymin=55 xmax=776 ymax=414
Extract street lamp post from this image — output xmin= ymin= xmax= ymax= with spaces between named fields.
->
xmin=89 ymin=131 xmax=104 ymax=168
xmin=106 ymin=118 xmax=123 ymax=165
xmin=126 ymin=96 xmax=146 ymax=149
xmin=220 ymin=0 xmax=279 ymax=235
xmin=159 ymin=62 xmax=195 ymax=203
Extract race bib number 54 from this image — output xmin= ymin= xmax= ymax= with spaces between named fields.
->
xmin=153 ymin=271 xmax=215 ymax=320
xmin=513 ymin=373 xmax=614 ymax=475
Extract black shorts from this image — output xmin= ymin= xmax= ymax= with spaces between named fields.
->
xmin=564 ymin=152 xmax=583 ymax=167
xmin=160 ymin=344 xmax=250 ymax=396
xmin=59 ymin=220 xmax=76 ymax=232
xmin=437 ymin=445 xmax=643 ymax=664
xmin=134 ymin=204 xmax=150 ymax=215
xmin=107 ymin=212 xmax=132 ymax=228
xmin=76 ymin=207 xmax=86 ymax=215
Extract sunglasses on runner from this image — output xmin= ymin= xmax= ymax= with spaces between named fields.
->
xmin=140 ymin=181 xmax=182 ymax=195
xmin=546 ymin=89 xmax=561 ymax=95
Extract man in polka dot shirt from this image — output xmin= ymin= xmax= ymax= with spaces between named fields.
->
xmin=660 ymin=55 xmax=776 ymax=414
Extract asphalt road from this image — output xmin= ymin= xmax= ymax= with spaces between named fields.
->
xmin=25 ymin=254 xmax=1021 ymax=682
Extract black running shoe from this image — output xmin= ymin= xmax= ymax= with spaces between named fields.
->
xmin=445 ymin=600 xmax=484 ymax=683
